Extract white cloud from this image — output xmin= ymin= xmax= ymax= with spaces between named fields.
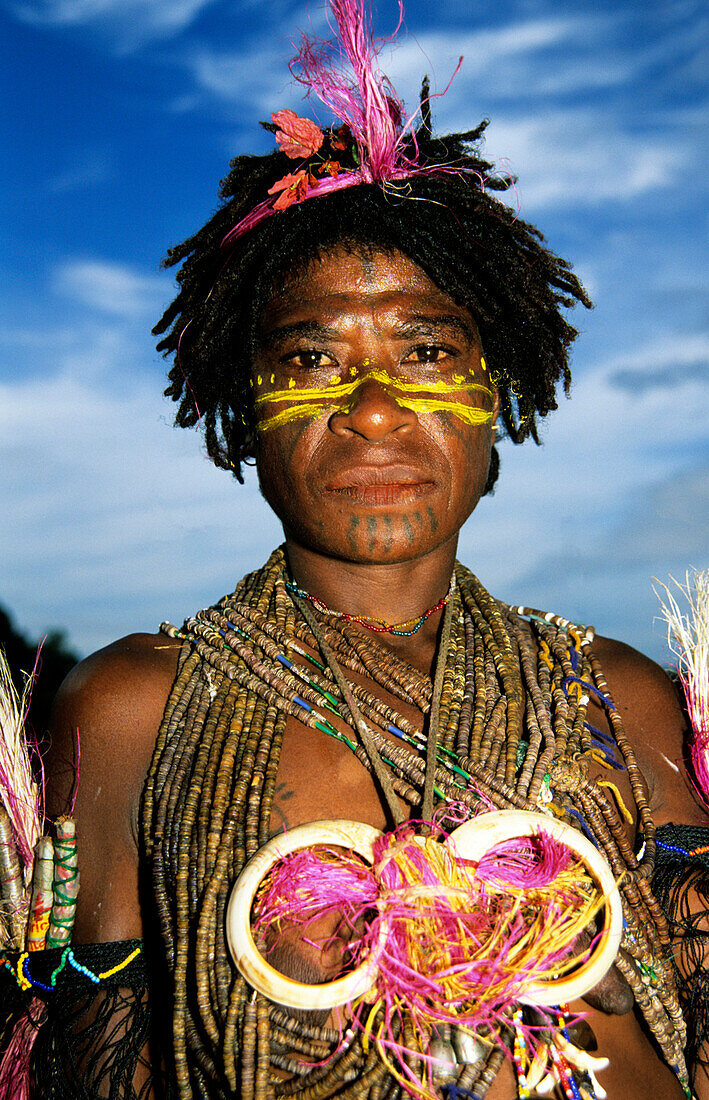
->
xmin=182 ymin=18 xmax=328 ymax=117
xmin=187 ymin=45 xmax=287 ymax=110
xmin=14 ymin=0 xmax=210 ymax=27
xmin=457 ymin=337 xmax=709 ymax=629
xmin=451 ymin=110 xmax=684 ymax=210
xmin=12 ymin=0 xmax=218 ymax=48
xmin=397 ymin=19 xmax=579 ymax=72
xmin=181 ymin=0 xmax=330 ymax=112
xmin=609 ymin=332 xmax=709 ymax=391
xmin=384 ymin=18 xmax=629 ymax=100
xmin=184 ymin=17 xmax=587 ymax=113
xmin=53 ymin=259 xmax=173 ymax=319
xmin=0 ymin=369 xmax=282 ymax=655
xmin=609 ymin=332 xmax=709 ymax=373
xmin=0 ymin=318 xmax=148 ymax=390
xmin=48 ymin=153 xmax=112 ymax=194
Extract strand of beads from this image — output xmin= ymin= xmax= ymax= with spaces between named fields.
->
xmin=164 ymin=618 xmax=464 ymax=802
xmin=2 ymin=942 xmax=142 ymax=994
xmin=283 ymin=576 xmax=454 ymax=636
xmin=144 ymin=548 xmax=689 ymax=1100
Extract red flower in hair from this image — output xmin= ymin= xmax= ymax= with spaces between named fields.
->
xmin=271 ymin=110 xmax=324 ymax=159
xmin=268 ymin=169 xmax=310 ymax=210
xmin=330 ymin=124 xmax=352 ymax=152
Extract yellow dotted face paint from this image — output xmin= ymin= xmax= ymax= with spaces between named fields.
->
xmin=255 ymin=366 xmax=494 ymax=433
xmin=394 ymin=398 xmax=493 ymax=426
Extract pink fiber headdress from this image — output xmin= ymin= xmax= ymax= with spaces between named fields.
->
xmin=221 ymin=0 xmax=464 ymax=247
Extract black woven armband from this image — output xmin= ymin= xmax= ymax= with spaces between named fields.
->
xmin=654 ymin=823 xmax=709 ymax=1076
xmin=0 ymin=940 xmax=174 ymax=1099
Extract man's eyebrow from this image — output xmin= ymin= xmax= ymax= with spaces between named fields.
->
xmin=258 ymin=321 xmax=341 ymax=348
xmin=394 ymin=315 xmax=476 ymax=343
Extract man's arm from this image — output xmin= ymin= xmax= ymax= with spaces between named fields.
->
xmin=39 ymin=632 xmax=181 ymax=1095
xmin=594 ymin=635 xmax=709 ymax=1097
xmin=45 ymin=632 xmax=180 ymax=942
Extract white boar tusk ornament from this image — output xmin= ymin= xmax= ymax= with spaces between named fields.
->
xmin=226 ymin=819 xmax=385 ymax=1010
xmin=226 ymin=809 xmax=623 ymax=1011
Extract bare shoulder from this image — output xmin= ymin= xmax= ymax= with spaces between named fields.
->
xmin=591 ymin=633 xmax=702 ymax=825
xmin=45 ymin=632 xmax=182 ymax=942
xmin=47 ymin=632 xmax=181 ymax=814
xmin=54 ymin=630 xmax=180 ymax=705
xmin=592 ymin=634 xmax=684 ymax=731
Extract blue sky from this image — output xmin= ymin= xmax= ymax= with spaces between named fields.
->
xmin=1 ymin=0 xmax=707 ymax=665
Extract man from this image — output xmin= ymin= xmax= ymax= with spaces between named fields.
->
xmin=24 ymin=0 xmax=709 ymax=1096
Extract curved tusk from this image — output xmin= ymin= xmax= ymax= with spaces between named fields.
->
xmin=226 ymin=819 xmax=384 ymax=1010
xmin=448 ymin=809 xmax=623 ymax=1006
xmin=228 ymin=811 xmax=623 ymax=1012
xmin=556 ymin=1034 xmax=610 ymax=1075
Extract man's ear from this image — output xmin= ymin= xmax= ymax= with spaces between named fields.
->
xmin=491 ymin=386 xmax=501 ymax=429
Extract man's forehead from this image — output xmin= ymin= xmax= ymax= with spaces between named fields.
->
xmin=258 ymin=307 xmax=480 ymax=348
xmin=260 ymin=249 xmax=480 ymax=341
xmin=266 ymin=244 xmax=459 ymax=302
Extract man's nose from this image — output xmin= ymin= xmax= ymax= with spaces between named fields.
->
xmin=329 ymin=378 xmax=417 ymax=442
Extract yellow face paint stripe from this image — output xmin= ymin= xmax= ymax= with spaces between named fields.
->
xmin=256 ymin=403 xmax=335 ymax=433
xmin=255 ymin=369 xmax=495 ymax=433
xmin=256 ymin=398 xmax=494 ymax=433
xmin=367 ymin=370 xmax=493 ymax=397
xmin=255 ymin=379 xmax=360 ymax=406
xmin=255 ymin=369 xmax=493 ymax=407
xmin=403 ymin=399 xmax=494 ymax=425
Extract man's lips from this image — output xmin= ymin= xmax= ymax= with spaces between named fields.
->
xmin=324 ymin=467 xmax=436 ymax=504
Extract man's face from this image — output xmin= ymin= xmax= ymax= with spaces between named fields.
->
xmin=253 ymin=246 xmax=498 ymax=566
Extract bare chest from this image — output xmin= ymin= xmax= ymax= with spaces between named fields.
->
xmin=264 ymin=671 xmax=686 ymax=1100
xmin=269 ymin=683 xmax=423 ymax=833
xmin=269 ymin=688 xmax=648 ymax=843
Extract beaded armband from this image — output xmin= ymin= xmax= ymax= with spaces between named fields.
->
xmin=654 ymin=824 xmax=709 ymax=1077
xmin=0 ymin=939 xmax=161 ymax=1100
xmin=1 ymin=938 xmax=144 ymax=998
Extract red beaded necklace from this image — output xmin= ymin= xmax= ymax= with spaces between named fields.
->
xmin=283 ymin=576 xmax=455 ymax=636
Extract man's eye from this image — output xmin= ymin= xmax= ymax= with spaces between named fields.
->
xmin=285 ymin=350 xmax=335 ymax=371
xmin=402 ymin=346 xmax=452 ymax=365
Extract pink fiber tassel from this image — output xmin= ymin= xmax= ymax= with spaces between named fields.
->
xmin=221 ymin=0 xmax=467 ymax=247
xmin=0 ymin=999 xmax=46 ymax=1100
xmin=292 ymin=0 xmax=410 ymax=180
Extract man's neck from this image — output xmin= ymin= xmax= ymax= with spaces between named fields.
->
xmin=283 ymin=536 xmax=459 ymax=676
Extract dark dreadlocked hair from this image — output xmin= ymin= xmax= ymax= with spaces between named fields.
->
xmin=154 ymin=92 xmax=592 ymax=492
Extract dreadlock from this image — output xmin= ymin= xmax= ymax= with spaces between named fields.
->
xmin=153 ymin=101 xmax=591 ymax=490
